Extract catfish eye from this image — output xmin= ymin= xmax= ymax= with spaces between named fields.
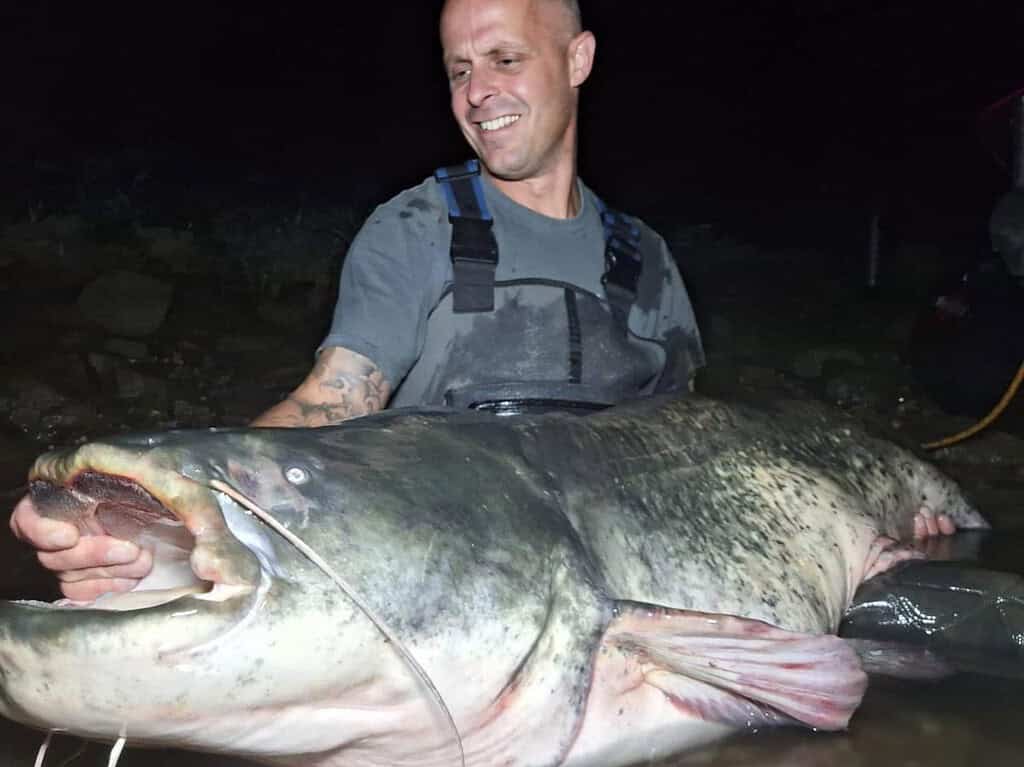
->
xmin=285 ymin=466 xmax=309 ymax=485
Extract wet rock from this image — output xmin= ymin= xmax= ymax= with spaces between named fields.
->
xmin=792 ymin=346 xmax=866 ymax=379
xmin=702 ymin=313 xmax=733 ymax=349
xmin=114 ymin=369 xmax=168 ymax=410
xmin=172 ymin=400 xmax=213 ymax=427
xmin=822 ymin=363 xmax=893 ymax=409
xmin=39 ymin=403 xmax=101 ymax=436
xmin=879 ymin=311 xmax=918 ymax=344
xmin=35 ymin=352 xmax=94 ymax=395
xmin=255 ymin=281 xmax=333 ymax=328
xmin=115 ymin=368 xmax=146 ymax=400
xmin=3 ymin=214 xmax=87 ymax=242
xmin=0 ymin=428 xmax=34 ymax=489
xmin=166 ymin=363 xmax=196 ymax=382
xmin=824 ymin=375 xmax=879 ymax=408
xmin=86 ymin=351 xmax=116 ymax=386
xmin=0 ymin=215 xmax=88 ymax=271
xmin=10 ymin=378 xmax=68 ymax=413
xmin=104 ymin=337 xmax=149 ymax=359
xmin=212 ymin=204 xmax=356 ymax=287
xmin=696 ymin=361 xmax=810 ymax=402
xmin=162 ymin=342 xmax=201 ymax=369
xmin=8 ymin=407 xmax=41 ymax=434
xmin=135 ymin=225 xmax=197 ymax=273
xmin=215 ymin=334 xmax=282 ymax=355
xmin=926 ymin=429 xmax=1024 ymax=465
xmin=76 ymin=270 xmax=174 ymax=337
xmin=57 ymin=329 xmax=92 ymax=351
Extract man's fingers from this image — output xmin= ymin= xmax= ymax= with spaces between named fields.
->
xmin=937 ymin=513 xmax=957 ymax=535
xmin=913 ymin=505 xmax=939 ymax=538
xmin=50 ymin=548 xmax=154 ymax=584
xmin=913 ymin=506 xmax=959 ymax=540
xmin=60 ymin=579 xmax=141 ymax=603
xmin=9 ymin=496 xmax=79 ymax=550
xmin=11 ymin=494 xmax=153 ymax=603
xmin=36 ymin=536 xmax=143 ymax=573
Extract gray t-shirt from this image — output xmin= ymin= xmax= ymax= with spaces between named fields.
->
xmin=321 ymin=172 xmax=704 ymax=400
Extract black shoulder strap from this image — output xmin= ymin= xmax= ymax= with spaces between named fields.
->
xmin=434 ymin=159 xmax=499 ymax=313
xmin=435 ymin=162 xmax=644 ymax=323
xmin=594 ymin=197 xmax=644 ymax=327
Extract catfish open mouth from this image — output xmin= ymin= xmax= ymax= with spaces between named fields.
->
xmin=22 ymin=445 xmax=264 ymax=612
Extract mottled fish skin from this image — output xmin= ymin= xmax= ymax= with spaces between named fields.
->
xmin=540 ymin=396 xmax=984 ymax=633
xmin=0 ymin=394 xmax=986 ymax=766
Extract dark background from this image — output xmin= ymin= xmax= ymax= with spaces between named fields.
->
xmin=3 ymin=0 xmax=1021 ymax=236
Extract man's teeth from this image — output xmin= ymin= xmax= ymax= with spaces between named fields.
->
xmin=480 ymin=115 xmax=521 ymax=132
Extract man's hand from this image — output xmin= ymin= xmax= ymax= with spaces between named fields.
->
xmin=9 ymin=495 xmax=152 ymax=602
xmin=911 ymin=504 xmax=960 ymax=560
xmin=912 ymin=505 xmax=957 ymax=539
xmin=10 ymin=347 xmax=389 ymax=599
xmin=252 ymin=346 xmax=392 ymax=427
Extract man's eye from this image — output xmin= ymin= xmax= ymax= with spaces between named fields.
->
xmin=498 ymin=58 xmax=519 ymax=67
xmin=450 ymin=68 xmax=470 ymax=82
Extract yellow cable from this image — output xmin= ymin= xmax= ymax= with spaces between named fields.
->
xmin=922 ymin=361 xmax=1024 ymax=450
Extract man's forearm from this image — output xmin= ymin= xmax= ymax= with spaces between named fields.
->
xmin=251 ymin=390 xmax=383 ymax=427
xmin=251 ymin=347 xmax=392 ymax=427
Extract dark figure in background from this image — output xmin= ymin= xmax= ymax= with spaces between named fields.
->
xmin=909 ymin=187 xmax=1024 ymax=419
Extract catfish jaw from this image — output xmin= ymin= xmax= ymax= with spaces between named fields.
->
xmin=25 ymin=439 xmax=265 ymax=609
xmin=0 ymin=441 xmax=279 ymax=746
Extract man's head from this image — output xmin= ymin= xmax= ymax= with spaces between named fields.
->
xmin=440 ymin=0 xmax=595 ymax=185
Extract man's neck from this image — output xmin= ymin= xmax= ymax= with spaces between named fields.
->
xmin=484 ymin=164 xmax=581 ymax=219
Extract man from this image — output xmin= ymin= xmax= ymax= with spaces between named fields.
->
xmin=10 ymin=0 xmax=706 ymax=601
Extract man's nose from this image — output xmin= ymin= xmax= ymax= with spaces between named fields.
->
xmin=466 ymin=69 xmax=498 ymax=107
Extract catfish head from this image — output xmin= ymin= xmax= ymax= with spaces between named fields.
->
xmin=0 ymin=425 xmax=464 ymax=765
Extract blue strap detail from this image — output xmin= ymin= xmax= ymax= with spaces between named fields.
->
xmin=593 ymin=195 xmax=643 ymax=312
xmin=434 ymin=159 xmax=499 ymax=313
xmin=434 ymin=164 xmax=644 ymax=318
xmin=434 ymin=159 xmax=493 ymax=222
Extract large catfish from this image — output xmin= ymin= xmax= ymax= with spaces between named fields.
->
xmin=0 ymin=395 xmax=988 ymax=767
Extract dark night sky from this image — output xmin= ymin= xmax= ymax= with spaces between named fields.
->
xmin=3 ymin=1 xmax=1022 ymax=224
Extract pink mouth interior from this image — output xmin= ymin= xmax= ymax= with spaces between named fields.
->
xmin=29 ymin=473 xmax=205 ymax=607
xmin=32 ymin=472 xmax=179 ymax=540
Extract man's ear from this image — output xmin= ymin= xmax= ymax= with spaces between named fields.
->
xmin=568 ymin=31 xmax=596 ymax=88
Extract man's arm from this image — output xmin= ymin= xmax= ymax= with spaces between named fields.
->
xmin=251 ymin=346 xmax=393 ymax=427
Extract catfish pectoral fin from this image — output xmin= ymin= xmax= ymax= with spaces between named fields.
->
xmin=606 ymin=601 xmax=868 ymax=731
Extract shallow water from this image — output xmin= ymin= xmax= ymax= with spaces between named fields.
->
xmin=664 ymin=534 xmax=1024 ymax=767
xmin=1 ymin=670 xmax=1021 ymax=767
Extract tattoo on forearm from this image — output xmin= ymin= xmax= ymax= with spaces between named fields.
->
xmin=289 ymin=355 xmax=391 ymax=425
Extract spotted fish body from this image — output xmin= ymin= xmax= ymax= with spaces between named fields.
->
xmin=0 ymin=395 xmax=987 ymax=767
xmin=552 ymin=396 xmax=975 ymax=631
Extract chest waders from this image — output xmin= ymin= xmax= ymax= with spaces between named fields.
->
xmin=388 ymin=160 xmax=665 ymax=415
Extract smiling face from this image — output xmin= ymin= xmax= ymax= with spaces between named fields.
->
xmin=441 ymin=0 xmax=595 ymax=185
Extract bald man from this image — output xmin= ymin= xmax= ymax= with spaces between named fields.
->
xmin=12 ymin=0 xmax=706 ymax=599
